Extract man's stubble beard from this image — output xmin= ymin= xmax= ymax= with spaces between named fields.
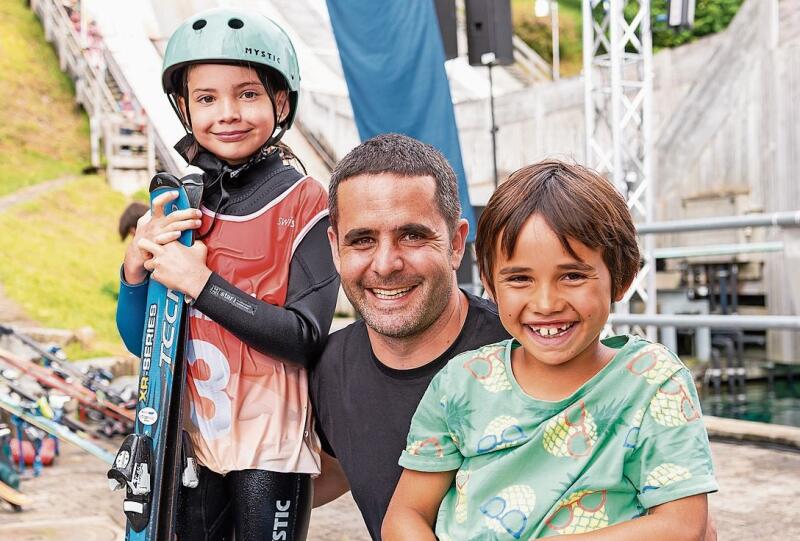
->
xmin=344 ymin=265 xmax=455 ymax=340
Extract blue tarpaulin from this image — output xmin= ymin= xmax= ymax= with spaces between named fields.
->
xmin=326 ymin=0 xmax=476 ymax=240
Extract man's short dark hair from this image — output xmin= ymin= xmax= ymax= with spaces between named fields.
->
xmin=476 ymin=160 xmax=640 ymax=300
xmin=328 ymin=134 xmax=461 ymax=234
xmin=118 ymin=202 xmax=148 ymax=240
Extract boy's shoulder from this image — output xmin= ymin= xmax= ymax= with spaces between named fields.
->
xmin=610 ymin=335 xmax=689 ymax=387
xmin=433 ymin=339 xmax=514 ymax=392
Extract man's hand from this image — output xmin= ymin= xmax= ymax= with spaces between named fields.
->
xmin=313 ymin=451 xmax=351 ymax=508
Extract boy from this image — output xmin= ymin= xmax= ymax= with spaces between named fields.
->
xmin=383 ymin=161 xmax=717 ymax=540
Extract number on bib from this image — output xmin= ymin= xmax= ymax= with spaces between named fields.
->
xmin=187 ymin=339 xmax=232 ymax=440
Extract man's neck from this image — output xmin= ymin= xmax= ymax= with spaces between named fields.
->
xmin=368 ymin=286 xmax=469 ymax=370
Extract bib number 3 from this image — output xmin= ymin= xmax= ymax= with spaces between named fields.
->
xmin=187 ymin=339 xmax=232 ymax=440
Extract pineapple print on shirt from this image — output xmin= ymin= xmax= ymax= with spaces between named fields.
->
xmin=543 ymin=401 xmax=598 ymax=458
xmin=649 ymin=374 xmax=701 ymax=427
xmin=407 ymin=436 xmax=444 ymax=458
xmin=463 ymin=344 xmax=512 ymax=392
xmin=455 ymin=469 xmax=470 ymax=524
xmin=480 ymin=485 xmax=537 ymax=539
xmin=644 ymin=463 xmax=693 ymax=492
xmin=477 ymin=415 xmax=527 ymax=454
xmin=625 ymin=344 xmax=682 ymax=385
xmin=545 ymin=489 xmax=609 ymax=534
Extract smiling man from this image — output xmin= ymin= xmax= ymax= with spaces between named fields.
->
xmin=309 ymin=134 xmax=510 ymax=540
xmin=309 ymin=134 xmax=716 ymax=541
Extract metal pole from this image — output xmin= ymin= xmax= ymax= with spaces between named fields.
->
xmin=488 ymin=61 xmax=499 ymax=187
xmin=581 ymin=0 xmax=594 ymax=166
xmin=637 ymin=211 xmax=800 ymax=234
xmin=641 ymin=0 xmax=656 ymax=340
xmin=551 ymin=0 xmax=560 ymax=81
xmin=653 ymin=241 xmax=785 ymax=259
xmin=608 ymin=314 xmax=800 ymax=330
xmin=609 ymin=0 xmax=625 ymax=195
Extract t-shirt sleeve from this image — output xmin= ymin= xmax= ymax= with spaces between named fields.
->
xmin=398 ymin=367 xmax=463 ymax=472
xmin=626 ymin=367 xmax=718 ymax=509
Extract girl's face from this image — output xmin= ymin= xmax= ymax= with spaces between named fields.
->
xmin=181 ymin=64 xmax=287 ymax=164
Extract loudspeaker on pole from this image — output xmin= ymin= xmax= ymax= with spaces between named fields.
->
xmin=464 ymin=0 xmax=514 ymax=66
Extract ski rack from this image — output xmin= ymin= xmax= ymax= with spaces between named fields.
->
xmin=0 ymin=347 xmax=134 ymax=424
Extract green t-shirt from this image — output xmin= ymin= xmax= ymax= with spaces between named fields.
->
xmin=399 ymin=335 xmax=718 ymax=540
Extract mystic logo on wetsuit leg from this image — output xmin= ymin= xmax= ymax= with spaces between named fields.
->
xmin=272 ymin=499 xmax=291 ymax=540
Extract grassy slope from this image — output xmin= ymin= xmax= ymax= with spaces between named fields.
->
xmin=0 ymin=1 xmax=131 ymax=359
xmin=0 ymin=175 xmax=130 ymax=358
xmin=0 ymin=0 xmax=91 ymax=197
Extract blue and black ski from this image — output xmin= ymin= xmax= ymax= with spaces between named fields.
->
xmin=108 ymin=173 xmax=202 ymax=540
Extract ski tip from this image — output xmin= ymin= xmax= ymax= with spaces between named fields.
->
xmin=149 ymin=173 xmax=181 ymax=192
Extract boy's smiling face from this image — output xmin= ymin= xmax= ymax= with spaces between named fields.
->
xmin=489 ymin=213 xmax=622 ymax=371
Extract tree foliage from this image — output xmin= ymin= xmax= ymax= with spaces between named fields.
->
xmin=641 ymin=0 xmax=746 ymax=48
xmin=514 ymin=0 xmax=746 ymax=73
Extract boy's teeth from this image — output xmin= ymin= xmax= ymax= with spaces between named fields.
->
xmin=530 ymin=323 xmax=573 ymax=337
xmin=372 ymin=287 xmax=412 ymax=299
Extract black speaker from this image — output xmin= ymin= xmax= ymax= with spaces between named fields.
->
xmin=464 ymin=0 xmax=514 ymax=66
xmin=433 ymin=0 xmax=458 ymax=60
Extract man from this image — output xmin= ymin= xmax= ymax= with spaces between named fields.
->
xmin=310 ymin=134 xmax=508 ymax=539
xmin=310 ymin=134 xmax=716 ymax=541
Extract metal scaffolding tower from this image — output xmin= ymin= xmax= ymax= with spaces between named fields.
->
xmin=582 ymin=0 xmax=656 ymax=338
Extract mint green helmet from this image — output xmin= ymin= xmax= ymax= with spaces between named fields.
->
xmin=162 ymin=8 xmax=301 ymax=130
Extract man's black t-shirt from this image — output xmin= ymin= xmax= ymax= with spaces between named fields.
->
xmin=310 ymin=292 xmax=509 ymax=540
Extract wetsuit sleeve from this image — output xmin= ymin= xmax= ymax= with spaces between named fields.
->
xmin=116 ymin=269 xmax=148 ymax=356
xmin=192 ymin=217 xmax=339 ymax=369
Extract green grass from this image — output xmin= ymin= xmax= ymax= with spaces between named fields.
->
xmin=0 ymin=176 xmax=130 ymax=358
xmin=0 ymin=0 xmax=91 ymax=196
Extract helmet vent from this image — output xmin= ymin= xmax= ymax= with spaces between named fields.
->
xmin=192 ymin=19 xmax=206 ymax=30
xmin=228 ymin=18 xmax=244 ymax=29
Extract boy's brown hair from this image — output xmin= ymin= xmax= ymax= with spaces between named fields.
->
xmin=476 ymin=160 xmax=640 ymax=299
xmin=118 ymin=202 xmax=148 ymax=241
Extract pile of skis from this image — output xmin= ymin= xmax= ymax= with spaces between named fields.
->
xmin=0 ymin=325 xmax=135 ymax=433
xmin=0 ymin=326 xmax=131 ymax=511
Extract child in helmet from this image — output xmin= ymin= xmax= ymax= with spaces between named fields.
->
xmin=116 ymin=8 xmax=339 ymax=540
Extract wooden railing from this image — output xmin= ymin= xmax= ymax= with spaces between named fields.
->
xmin=30 ymin=0 xmax=156 ymax=191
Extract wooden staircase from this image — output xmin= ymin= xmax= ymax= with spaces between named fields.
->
xmin=30 ymin=0 xmax=156 ymax=193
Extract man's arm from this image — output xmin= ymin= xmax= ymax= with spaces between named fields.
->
xmin=556 ymin=494 xmax=708 ymax=541
xmin=382 ymin=468 xmax=456 ymax=541
xmin=313 ymin=451 xmax=351 ymax=508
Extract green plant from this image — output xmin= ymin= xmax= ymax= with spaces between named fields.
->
xmin=650 ymin=0 xmax=746 ymax=49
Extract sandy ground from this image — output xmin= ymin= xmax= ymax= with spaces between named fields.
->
xmin=1 ymin=438 xmax=798 ymax=540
